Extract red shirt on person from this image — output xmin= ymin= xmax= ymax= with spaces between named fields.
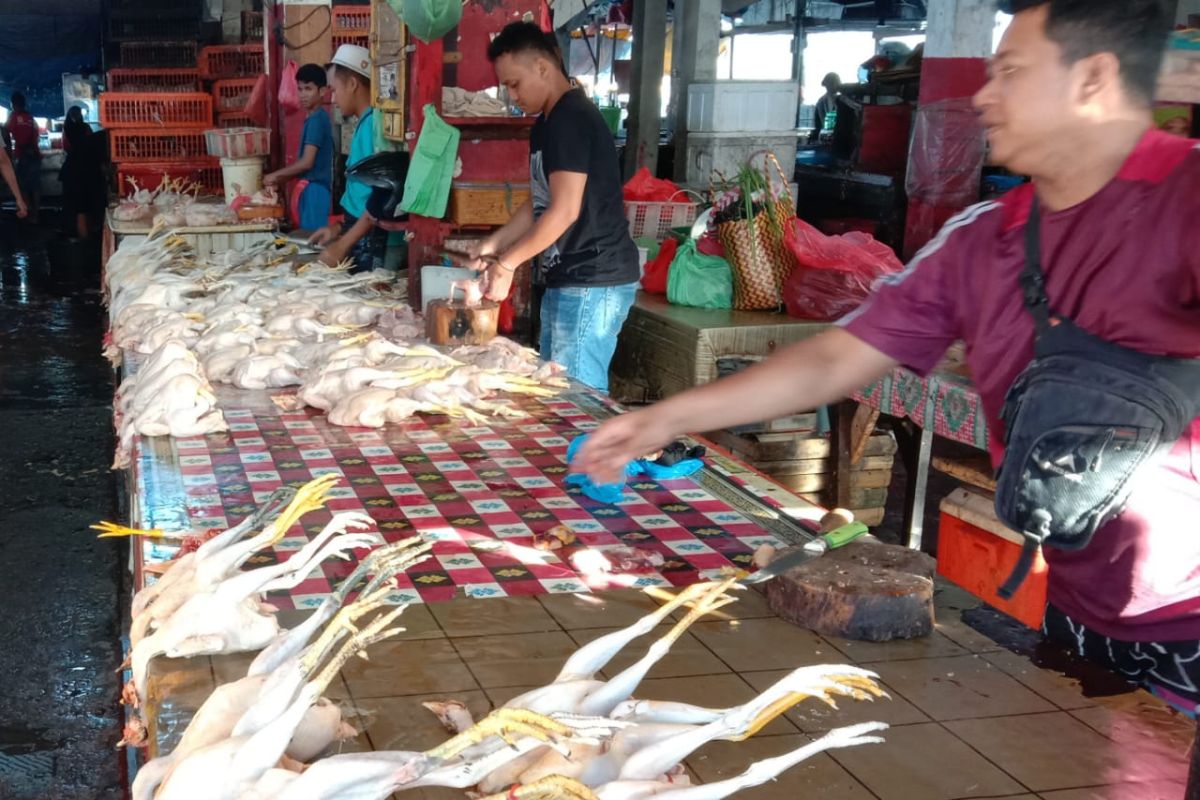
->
xmin=841 ymin=130 xmax=1200 ymax=644
xmin=5 ymin=110 xmax=40 ymax=159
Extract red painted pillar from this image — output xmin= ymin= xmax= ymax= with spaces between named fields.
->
xmin=902 ymin=1 xmax=994 ymax=259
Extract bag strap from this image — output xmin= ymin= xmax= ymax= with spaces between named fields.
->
xmin=1019 ymin=196 xmax=1054 ymax=334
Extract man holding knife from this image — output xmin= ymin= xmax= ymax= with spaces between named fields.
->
xmin=468 ymin=22 xmax=640 ymax=393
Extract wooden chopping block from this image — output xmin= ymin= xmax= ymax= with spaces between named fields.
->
xmin=425 ymin=299 xmax=500 ymax=346
xmin=764 ymin=535 xmax=937 ymax=642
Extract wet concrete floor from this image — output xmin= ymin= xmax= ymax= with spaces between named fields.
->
xmin=0 ymin=215 xmax=124 ymax=799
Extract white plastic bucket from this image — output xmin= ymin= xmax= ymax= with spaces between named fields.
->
xmin=220 ymin=156 xmax=264 ymax=204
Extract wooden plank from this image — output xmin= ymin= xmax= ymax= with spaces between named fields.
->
xmin=770 ymin=469 xmax=893 ymax=494
xmin=705 ymin=428 xmax=897 ymax=463
xmin=932 ymin=454 xmax=997 ymax=491
xmin=283 ymin=4 xmax=332 ymax=67
xmin=753 ymin=456 xmax=894 ymax=476
xmin=800 ymin=486 xmax=889 ymax=509
xmin=850 ymin=404 xmax=881 ymax=465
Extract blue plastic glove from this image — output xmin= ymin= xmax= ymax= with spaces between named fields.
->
xmin=630 ymin=458 xmax=705 ymax=480
xmin=565 ymin=434 xmax=634 ymax=504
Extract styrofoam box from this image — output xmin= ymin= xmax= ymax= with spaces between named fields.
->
xmin=687 ymin=82 xmax=799 ymax=133
xmin=683 ymin=131 xmax=799 ymax=186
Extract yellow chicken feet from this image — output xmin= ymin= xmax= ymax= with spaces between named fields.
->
xmin=476 ymin=775 xmax=601 ymax=800
xmin=269 ymin=474 xmax=341 ymax=541
xmin=92 ymin=521 xmax=167 ymax=540
xmin=734 ymin=668 xmax=887 ymax=742
xmin=428 ymin=710 xmax=584 ymax=759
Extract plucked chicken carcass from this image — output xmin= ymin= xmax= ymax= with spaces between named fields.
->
xmin=418 ymin=580 xmax=887 ymax=795
xmin=124 ymin=500 xmax=380 ymax=706
xmin=112 ymin=339 xmax=228 ymax=469
xmin=472 ymin=722 xmax=887 ymax=800
xmin=129 ymin=539 xmax=433 ymax=799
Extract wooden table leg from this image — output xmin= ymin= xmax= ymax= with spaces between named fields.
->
xmin=893 ymin=419 xmax=934 ymax=551
xmin=833 ymin=402 xmax=855 ymax=510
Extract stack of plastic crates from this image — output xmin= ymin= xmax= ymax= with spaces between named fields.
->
xmin=198 ymin=45 xmax=266 ymax=125
xmin=332 ymin=5 xmax=371 ymax=51
xmin=101 ymin=93 xmax=220 ymax=196
xmin=106 ymin=0 xmax=203 ymax=44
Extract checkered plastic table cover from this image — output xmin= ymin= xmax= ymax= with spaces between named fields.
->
xmin=132 ymin=391 xmax=811 ymax=609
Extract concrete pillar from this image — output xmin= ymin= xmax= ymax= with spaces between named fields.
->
xmin=1178 ymin=0 xmax=1200 ymax=25
xmin=903 ymin=0 xmax=992 ymax=258
xmin=670 ymin=0 xmax=721 ymax=184
xmin=625 ymin=0 xmax=668 ymax=179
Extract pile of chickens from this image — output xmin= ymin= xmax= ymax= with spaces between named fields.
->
xmin=105 ymin=228 xmax=567 ymax=466
xmin=112 ymin=176 xmax=239 ymax=228
xmin=109 ymin=477 xmax=890 ymax=800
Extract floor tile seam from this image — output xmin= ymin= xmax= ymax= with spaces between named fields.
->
xmin=682 ymin=744 xmax=886 ymax=800
xmin=974 ymin=653 xmax=1099 ymax=714
xmin=850 ymin=663 xmax=1062 ymax=722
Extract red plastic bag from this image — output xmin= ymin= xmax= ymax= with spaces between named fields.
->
xmin=782 ymin=218 xmax=903 ymax=321
xmin=278 ymin=60 xmax=301 ymax=113
xmin=244 ymin=73 xmax=270 ymax=127
xmin=640 ymin=237 xmax=678 ymax=295
xmin=623 ymin=167 xmax=681 ymax=202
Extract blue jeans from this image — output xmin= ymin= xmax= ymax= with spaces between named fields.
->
xmin=540 ymin=283 xmax=638 ymax=393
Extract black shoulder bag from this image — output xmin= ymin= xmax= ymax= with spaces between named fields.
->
xmin=994 ymin=197 xmax=1200 ymax=599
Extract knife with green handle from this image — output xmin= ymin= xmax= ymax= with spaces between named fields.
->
xmin=739 ymin=521 xmax=870 ymax=585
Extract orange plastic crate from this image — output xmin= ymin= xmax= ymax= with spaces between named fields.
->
xmin=100 ymin=93 xmax=213 ymax=129
xmin=218 ymin=111 xmax=254 ymax=129
xmin=107 ymin=68 xmax=201 ymax=93
xmin=937 ymin=488 xmax=1048 ymax=630
xmin=116 ymin=161 xmax=224 ymax=196
xmin=332 ymin=5 xmax=371 ymax=32
xmin=212 ymin=79 xmax=258 ymax=113
xmin=332 ymin=32 xmax=370 ymax=51
xmin=198 ymin=45 xmax=265 ymax=79
xmin=118 ymin=41 xmax=197 ymax=69
xmin=110 ymin=128 xmax=211 ymax=162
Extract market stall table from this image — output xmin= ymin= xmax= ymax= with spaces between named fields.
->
xmin=849 ymin=353 xmax=991 ymax=550
xmin=609 ymin=292 xmax=829 ymax=403
xmin=127 ymin=382 xmax=825 ymax=611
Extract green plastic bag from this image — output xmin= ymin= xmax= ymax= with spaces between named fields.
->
xmin=667 ymin=239 xmax=733 ymax=309
xmin=392 ymin=0 xmax=463 ymax=44
xmin=399 ymin=104 xmax=460 ymax=218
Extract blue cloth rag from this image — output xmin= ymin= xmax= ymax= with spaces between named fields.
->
xmin=564 ymin=435 xmax=704 ymax=504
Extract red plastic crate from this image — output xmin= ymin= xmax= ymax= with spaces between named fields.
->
xmin=107 ymin=68 xmax=201 ymax=93
xmin=332 ymin=5 xmax=371 ymax=32
xmin=937 ymin=488 xmax=1048 ymax=630
xmin=212 ymin=79 xmax=258 ymax=113
xmin=116 ymin=161 xmax=224 ymax=196
xmin=332 ymin=32 xmax=370 ymax=52
xmin=100 ymin=93 xmax=213 ymax=129
xmin=118 ymin=41 xmax=197 ymax=69
xmin=199 ymin=45 xmax=265 ymax=79
xmin=110 ymin=128 xmax=211 ymax=163
xmin=218 ymin=112 xmax=254 ymax=129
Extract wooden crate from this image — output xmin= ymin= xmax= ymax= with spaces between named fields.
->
xmin=706 ymin=426 xmax=896 ymax=526
xmin=447 ymin=182 xmax=530 ymax=226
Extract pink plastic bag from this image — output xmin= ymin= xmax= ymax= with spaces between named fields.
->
xmin=782 ymin=218 xmax=903 ymax=321
xmin=278 ymin=60 xmax=301 ymax=113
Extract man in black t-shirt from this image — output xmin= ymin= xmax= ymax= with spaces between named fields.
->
xmin=468 ymin=22 xmax=640 ymax=392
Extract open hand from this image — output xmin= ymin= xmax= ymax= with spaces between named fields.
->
xmin=262 ymin=172 xmax=280 ymax=188
xmin=574 ymin=408 xmax=676 ymax=485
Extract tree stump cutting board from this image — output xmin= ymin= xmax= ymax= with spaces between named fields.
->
xmin=764 ymin=535 xmax=937 ymax=641
xmin=425 ymin=299 xmax=499 ymax=346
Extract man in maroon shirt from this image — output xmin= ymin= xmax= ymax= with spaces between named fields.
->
xmin=580 ymin=0 xmax=1198 ymax=774
xmin=3 ymin=92 xmax=41 ymax=223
